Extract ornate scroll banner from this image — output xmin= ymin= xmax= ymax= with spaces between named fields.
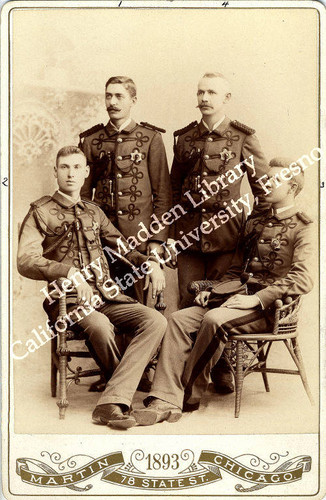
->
xmin=16 ymin=449 xmax=312 ymax=492
xmin=198 ymin=451 xmax=312 ymax=493
xmin=16 ymin=452 xmax=124 ymax=492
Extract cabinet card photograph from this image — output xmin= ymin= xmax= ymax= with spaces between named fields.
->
xmin=1 ymin=1 xmax=325 ymax=498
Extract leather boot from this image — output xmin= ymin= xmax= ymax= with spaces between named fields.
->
xmin=211 ymin=358 xmax=234 ymax=394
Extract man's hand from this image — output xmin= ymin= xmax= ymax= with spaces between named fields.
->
xmin=144 ymin=261 xmax=166 ymax=299
xmin=164 ymin=239 xmax=178 ymax=269
xmin=194 ymin=291 xmax=211 ymax=307
xmin=67 ymin=267 xmax=94 ymax=305
xmin=147 ymin=241 xmax=164 ymax=259
xmin=76 ymin=281 xmax=94 ymax=305
xmin=221 ymin=294 xmax=261 ymax=310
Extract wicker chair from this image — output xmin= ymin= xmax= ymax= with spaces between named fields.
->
xmin=51 ymin=278 xmax=166 ymax=419
xmin=188 ymin=280 xmax=314 ymax=417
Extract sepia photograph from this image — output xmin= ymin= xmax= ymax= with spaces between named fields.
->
xmin=1 ymin=1 xmax=325 ymax=497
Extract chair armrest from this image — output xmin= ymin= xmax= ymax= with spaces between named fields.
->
xmin=273 ymin=296 xmax=302 ymax=335
xmin=187 ymin=280 xmax=219 ymax=295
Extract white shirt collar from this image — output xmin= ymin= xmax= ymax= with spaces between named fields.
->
xmin=273 ymin=204 xmax=295 ymax=215
xmin=58 ymin=190 xmax=81 ymax=204
xmin=202 ymin=115 xmax=226 ymax=132
xmin=109 ymin=117 xmax=132 ymax=132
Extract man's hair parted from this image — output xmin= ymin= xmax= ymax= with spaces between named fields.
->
xmin=56 ymin=146 xmax=86 ymax=167
xmin=269 ymin=157 xmax=305 ymax=196
xmin=202 ymin=72 xmax=231 ymax=93
xmin=105 ymin=76 xmax=137 ymax=98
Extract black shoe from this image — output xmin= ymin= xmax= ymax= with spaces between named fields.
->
xmin=92 ymin=404 xmax=136 ymax=429
xmin=133 ymin=399 xmax=182 ymax=426
xmin=182 ymin=401 xmax=200 ymax=412
xmin=88 ymin=375 xmax=106 ymax=393
xmin=211 ymin=360 xmax=234 ymax=394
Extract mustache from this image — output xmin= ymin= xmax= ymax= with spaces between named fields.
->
xmin=107 ymin=107 xmax=121 ymax=112
xmin=196 ymin=104 xmax=213 ymax=109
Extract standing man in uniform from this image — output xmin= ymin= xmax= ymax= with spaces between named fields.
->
xmin=168 ymin=72 xmax=270 ymax=392
xmin=79 ymin=76 xmax=172 ymax=304
xmin=79 ymin=76 xmax=172 ymax=392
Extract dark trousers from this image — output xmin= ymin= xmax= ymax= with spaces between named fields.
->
xmin=148 ymin=305 xmax=271 ymax=409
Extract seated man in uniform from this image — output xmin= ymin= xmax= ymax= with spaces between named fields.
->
xmin=17 ymin=145 xmax=167 ymax=430
xmin=133 ymin=157 xmax=314 ymax=426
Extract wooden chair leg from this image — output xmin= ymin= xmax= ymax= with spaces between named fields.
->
xmin=291 ymin=338 xmax=315 ymax=405
xmin=235 ymin=340 xmax=244 ymax=418
xmin=56 ymin=326 xmax=69 ymax=419
xmin=257 ymin=341 xmax=270 ymax=392
xmin=51 ymin=337 xmax=58 ymax=397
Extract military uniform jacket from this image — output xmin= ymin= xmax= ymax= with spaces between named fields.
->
xmin=17 ymin=191 xmax=155 ymax=305
xmin=216 ymin=207 xmax=314 ymax=308
xmin=170 ymin=117 xmax=269 ymax=253
xmin=79 ymin=120 xmax=172 ymax=253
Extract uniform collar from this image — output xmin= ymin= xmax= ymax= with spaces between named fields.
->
xmin=109 ymin=117 xmax=132 ymax=132
xmin=271 ymin=205 xmax=297 ymax=220
xmin=53 ymin=190 xmax=85 ymax=209
xmin=202 ymin=115 xmax=226 ymax=132
xmin=105 ymin=119 xmax=137 ymax=137
xmin=198 ymin=116 xmax=231 ymax=137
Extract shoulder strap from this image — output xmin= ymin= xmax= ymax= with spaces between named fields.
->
xmin=82 ymin=199 xmax=101 ymax=208
xmin=174 ymin=121 xmax=198 ymax=137
xmin=30 ymin=195 xmax=52 ymax=208
xmin=140 ymin=121 xmax=166 ymax=133
xmin=230 ymin=120 xmax=255 ymax=135
xmin=296 ymin=211 xmax=313 ymax=224
xmin=79 ymin=123 xmax=104 ymax=139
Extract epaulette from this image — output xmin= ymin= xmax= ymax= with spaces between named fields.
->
xmin=30 ymin=195 xmax=52 ymax=208
xmin=174 ymin=121 xmax=198 ymax=137
xmin=230 ymin=120 xmax=255 ymax=135
xmin=79 ymin=123 xmax=104 ymax=139
xmin=296 ymin=211 xmax=313 ymax=224
xmin=82 ymin=198 xmax=101 ymax=208
xmin=140 ymin=121 xmax=166 ymax=133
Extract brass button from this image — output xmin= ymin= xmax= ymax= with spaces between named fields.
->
xmin=203 ymin=172 xmax=208 ymax=177
xmin=117 ymin=210 xmax=123 ymax=215
xmin=203 ymin=154 xmax=210 ymax=160
xmin=202 ymin=208 xmax=206 ymax=213
xmin=118 ymin=191 xmax=123 ymax=196
xmin=76 ymin=210 xmax=80 ymax=215
xmin=117 ymin=173 xmax=122 ymax=178
xmin=117 ymin=138 xmax=123 ymax=143
xmin=253 ymin=257 xmax=259 ymax=262
xmin=117 ymin=155 xmax=123 ymax=161
xmin=260 ymin=239 xmax=265 ymax=243
xmin=249 ymin=273 xmax=253 ymax=277
xmin=207 ymin=137 xmax=213 ymax=142
xmin=267 ymin=222 xmax=273 ymax=227
xmin=67 ymin=232 xmax=72 ymax=238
